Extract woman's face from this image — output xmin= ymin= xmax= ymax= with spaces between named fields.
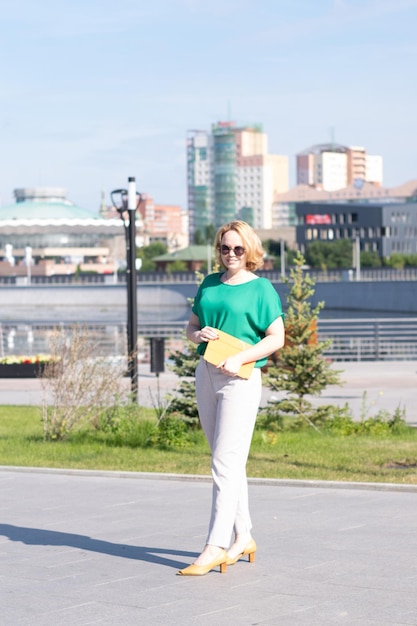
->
xmin=220 ymin=229 xmax=247 ymax=271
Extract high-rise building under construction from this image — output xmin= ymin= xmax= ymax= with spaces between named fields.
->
xmin=187 ymin=122 xmax=288 ymax=240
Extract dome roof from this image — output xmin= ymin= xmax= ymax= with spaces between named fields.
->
xmin=0 ymin=187 xmax=99 ymax=221
xmin=0 ymin=200 xmax=99 ymax=220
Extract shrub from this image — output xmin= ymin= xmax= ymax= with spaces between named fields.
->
xmin=165 ymin=333 xmax=200 ymax=428
xmin=151 ymin=415 xmax=191 ymax=449
xmin=98 ymin=404 xmax=157 ymax=448
xmin=257 ymin=402 xmax=351 ymax=433
xmin=40 ymin=325 xmax=128 ymax=441
xmin=257 ymin=401 xmax=408 ymax=437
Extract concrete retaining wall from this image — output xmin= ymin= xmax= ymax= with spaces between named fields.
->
xmin=1 ymin=280 xmax=416 ymax=324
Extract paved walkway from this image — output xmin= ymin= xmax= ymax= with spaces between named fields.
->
xmin=0 ymin=468 xmax=417 ymax=625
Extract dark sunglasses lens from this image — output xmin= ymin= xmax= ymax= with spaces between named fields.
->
xmin=221 ymin=245 xmax=245 ymax=257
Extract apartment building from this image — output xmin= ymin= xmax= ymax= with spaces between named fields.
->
xmin=187 ymin=122 xmax=288 ymax=240
xmin=296 ymin=143 xmax=383 ymax=191
xmin=103 ymin=194 xmax=188 ymax=252
xmin=137 ymin=195 xmax=188 ymax=251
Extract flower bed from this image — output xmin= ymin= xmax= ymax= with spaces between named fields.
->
xmin=0 ymin=355 xmax=55 ymax=378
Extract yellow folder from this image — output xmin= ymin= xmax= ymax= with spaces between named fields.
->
xmin=203 ymin=329 xmax=255 ymax=379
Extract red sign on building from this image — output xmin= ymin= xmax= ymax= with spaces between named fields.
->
xmin=305 ymin=214 xmax=332 ymax=225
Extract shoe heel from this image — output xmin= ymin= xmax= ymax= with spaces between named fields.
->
xmin=220 ymin=561 xmax=227 ymax=574
xmin=248 ymin=551 xmax=255 ymax=563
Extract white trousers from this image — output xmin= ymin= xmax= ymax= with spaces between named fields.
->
xmin=195 ymin=358 xmax=262 ymax=548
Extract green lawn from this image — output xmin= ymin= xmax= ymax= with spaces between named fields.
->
xmin=1 ymin=405 xmax=417 ymax=485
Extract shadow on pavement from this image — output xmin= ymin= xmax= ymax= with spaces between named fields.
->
xmin=0 ymin=523 xmax=195 ymax=570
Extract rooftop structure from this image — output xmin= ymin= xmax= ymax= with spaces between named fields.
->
xmin=2 ymin=187 xmax=98 ymax=221
xmin=296 ymin=143 xmax=383 ymax=191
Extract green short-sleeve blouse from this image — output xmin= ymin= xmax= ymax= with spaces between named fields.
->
xmin=192 ymin=272 xmax=284 ymax=368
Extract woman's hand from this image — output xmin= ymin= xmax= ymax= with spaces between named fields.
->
xmin=216 ymin=316 xmax=285 ymax=376
xmin=217 ymin=354 xmax=243 ymax=377
xmin=199 ymin=326 xmax=219 ymax=343
xmin=186 ymin=313 xmax=219 ymax=345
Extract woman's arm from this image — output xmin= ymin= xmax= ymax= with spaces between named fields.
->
xmin=220 ymin=316 xmax=285 ymax=376
xmin=186 ymin=312 xmax=219 ymax=345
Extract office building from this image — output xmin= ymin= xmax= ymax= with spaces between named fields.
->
xmin=295 ymin=198 xmax=417 ymax=258
xmin=187 ymin=122 xmax=288 ymax=240
xmin=272 ymin=178 xmax=417 ymax=229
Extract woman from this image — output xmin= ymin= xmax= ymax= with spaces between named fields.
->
xmin=178 ymin=220 xmax=285 ymax=576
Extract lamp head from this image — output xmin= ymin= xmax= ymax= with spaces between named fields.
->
xmin=111 ymin=187 xmax=142 ymax=214
xmin=110 ymin=189 xmax=128 ymax=214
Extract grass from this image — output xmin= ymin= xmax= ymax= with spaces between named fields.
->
xmin=1 ymin=406 xmax=417 ymax=485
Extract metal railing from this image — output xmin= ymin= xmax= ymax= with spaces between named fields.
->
xmin=1 ymin=318 xmax=417 ymax=362
xmin=318 ymin=318 xmax=417 ymax=361
xmin=0 ymin=322 xmax=188 ymax=362
xmin=1 ymin=267 xmax=417 ymax=286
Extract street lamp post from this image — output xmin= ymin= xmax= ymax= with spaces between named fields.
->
xmin=111 ymin=177 xmax=141 ymax=402
xmin=280 ymin=239 xmax=286 ymax=278
xmin=25 ymin=245 xmax=32 ymax=285
xmin=355 ymin=234 xmax=361 ymax=281
xmin=352 ymin=231 xmax=361 ymax=282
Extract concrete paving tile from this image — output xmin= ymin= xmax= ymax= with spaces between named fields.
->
xmin=1 ymin=468 xmax=417 ymax=625
xmin=6 ymin=601 xmax=149 ymax=626
xmin=270 ymin=589 xmax=417 ymax=626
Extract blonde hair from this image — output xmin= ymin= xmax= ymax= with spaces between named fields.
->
xmin=214 ymin=220 xmax=265 ymax=271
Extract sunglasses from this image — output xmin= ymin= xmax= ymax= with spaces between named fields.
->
xmin=220 ymin=245 xmax=246 ymax=257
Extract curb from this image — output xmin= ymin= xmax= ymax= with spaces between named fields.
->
xmin=1 ymin=465 xmax=417 ymax=493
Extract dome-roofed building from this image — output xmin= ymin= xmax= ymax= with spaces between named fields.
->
xmin=7 ymin=187 xmax=98 ymax=220
xmin=0 ymin=187 xmax=127 ymax=280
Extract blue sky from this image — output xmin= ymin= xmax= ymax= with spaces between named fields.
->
xmin=1 ymin=0 xmax=416 ymax=212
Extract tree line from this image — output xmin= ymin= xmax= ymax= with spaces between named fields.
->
xmin=137 ymin=235 xmax=417 ymax=272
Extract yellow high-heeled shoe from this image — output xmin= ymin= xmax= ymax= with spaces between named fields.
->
xmin=177 ymin=549 xmax=228 ymax=576
xmin=226 ymin=538 xmax=256 ymax=566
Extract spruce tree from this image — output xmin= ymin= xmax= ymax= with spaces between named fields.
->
xmin=165 ymin=270 xmax=204 ymax=426
xmin=166 ymin=337 xmax=200 ymax=427
xmin=262 ymin=251 xmax=342 ymax=430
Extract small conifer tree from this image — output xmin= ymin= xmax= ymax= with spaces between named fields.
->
xmin=262 ymin=252 xmax=342 ymax=430
xmin=166 ymin=338 xmax=200 ymax=426
xmin=165 ymin=270 xmax=205 ymax=426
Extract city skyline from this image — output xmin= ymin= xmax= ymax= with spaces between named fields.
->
xmin=1 ymin=0 xmax=416 ymax=213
